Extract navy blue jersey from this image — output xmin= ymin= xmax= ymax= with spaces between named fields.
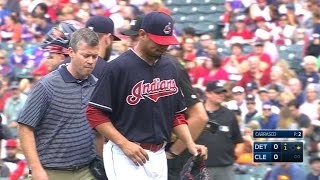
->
xmin=89 ymin=49 xmax=186 ymax=144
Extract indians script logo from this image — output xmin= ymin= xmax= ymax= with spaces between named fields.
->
xmin=163 ymin=22 xmax=172 ymax=35
xmin=126 ymin=78 xmax=178 ymax=105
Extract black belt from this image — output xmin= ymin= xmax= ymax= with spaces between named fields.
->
xmin=44 ymin=163 xmax=89 ymax=171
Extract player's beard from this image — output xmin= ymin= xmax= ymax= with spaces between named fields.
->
xmin=102 ymin=46 xmax=112 ymax=61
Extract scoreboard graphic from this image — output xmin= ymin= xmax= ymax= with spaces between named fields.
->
xmin=253 ymin=130 xmax=303 ymax=163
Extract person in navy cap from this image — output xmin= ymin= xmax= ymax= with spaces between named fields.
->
xmin=196 ymin=80 xmax=243 ymax=180
xmin=86 ymin=12 xmax=208 ymax=180
xmin=121 ymin=14 xmax=209 ymax=179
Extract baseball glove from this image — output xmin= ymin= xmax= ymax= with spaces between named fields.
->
xmin=89 ymin=156 xmax=108 ymax=180
xmin=180 ymin=151 xmax=210 ymax=180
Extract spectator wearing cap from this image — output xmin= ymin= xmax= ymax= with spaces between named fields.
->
xmin=288 ymin=78 xmax=305 ymax=107
xmin=298 ymin=55 xmax=320 ymax=89
xmin=256 ymin=102 xmax=279 ymax=129
xmin=226 ymin=15 xmax=254 ymax=45
xmin=258 ymin=87 xmax=270 ymax=104
xmin=299 ymin=83 xmax=319 ymax=121
xmin=3 ymin=81 xmax=27 ymax=138
xmin=2 ymin=139 xmax=24 ymax=174
xmin=226 ymin=86 xmax=247 ymax=122
xmin=196 ymin=80 xmax=243 ymax=180
xmin=306 ymin=155 xmax=320 ymax=179
xmin=245 ymin=39 xmax=272 ymax=72
xmin=244 ymin=94 xmax=260 ymax=124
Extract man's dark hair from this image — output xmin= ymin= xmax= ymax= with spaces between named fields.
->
xmin=287 ymin=99 xmax=299 ymax=109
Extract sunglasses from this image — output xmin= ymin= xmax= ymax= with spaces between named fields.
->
xmin=263 ymin=108 xmax=271 ymax=111
xmin=246 ymin=102 xmax=255 ymax=105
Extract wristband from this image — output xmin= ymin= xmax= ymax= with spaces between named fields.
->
xmin=167 ymin=149 xmax=179 ymax=159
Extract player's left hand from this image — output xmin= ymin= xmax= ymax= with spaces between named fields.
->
xmin=187 ymin=143 xmax=208 ymax=160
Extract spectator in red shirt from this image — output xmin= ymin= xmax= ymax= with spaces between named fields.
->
xmin=245 ymin=40 xmax=272 ymax=73
xmin=238 ymin=55 xmax=271 ymax=87
xmin=198 ymin=55 xmax=229 ymax=86
xmin=0 ymin=14 xmax=22 ymax=43
xmin=222 ymin=43 xmax=246 ymax=77
xmin=226 ymin=15 xmax=254 ymax=45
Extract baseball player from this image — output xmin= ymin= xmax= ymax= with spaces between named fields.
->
xmin=121 ymin=15 xmax=209 ymax=179
xmin=86 ymin=12 xmax=208 ymax=179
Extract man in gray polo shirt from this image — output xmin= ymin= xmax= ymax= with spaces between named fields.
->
xmin=18 ymin=28 xmax=99 ymax=180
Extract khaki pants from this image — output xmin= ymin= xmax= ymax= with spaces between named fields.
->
xmin=45 ymin=167 xmax=95 ymax=180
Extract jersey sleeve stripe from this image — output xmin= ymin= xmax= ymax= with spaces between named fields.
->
xmin=176 ymin=107 xmax=187 ymax=114
xmin=88 ymin=102 xmax=113 ymax=112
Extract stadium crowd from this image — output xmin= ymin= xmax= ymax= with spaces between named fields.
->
xmin=0 ymin=0 xmax=318 ymax=179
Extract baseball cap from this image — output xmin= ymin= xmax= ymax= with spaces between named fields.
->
xmin=141 ymin=11 xmax=179 ymax=45
xmin=253 ymin=39 xmax=264 ymax=46
xmin=121 ymin=15 xmax=144 ymax=36
xmin=9 ymin=81 xmax=19 ymax=90
xmin=246 ymin=82 xmax=258 ymax=91
xmin=258 ymin=87 xmax=268 ymax=93
xmin=262 ymin=102 xmax=272 ymax=109
xmin=232 ymin=86 xmax=245 ymax=93
xmin=206 ymin=81 xmax=226 ymax=93
xmin=85 ymin=15 xmax=121 ymax=41
xmin=6 ymin=139 xmax=17 ymax=148
xmin=246 ymin=94 xmax=255 ymax=101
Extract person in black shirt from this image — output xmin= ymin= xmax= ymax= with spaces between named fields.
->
xmin=197 ymin=81 xmax=243 ymax=180
xmin=288 ymin=99 xmax=311 ymax=136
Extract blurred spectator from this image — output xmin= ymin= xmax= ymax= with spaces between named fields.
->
xmin=271 ymin=14 xmax=296 ymax=45
xmin=2 ymin=139 xmax=22 ymax=171
xmin=313 ymin=10 xmax=320 ymax=35
xmin=299 ymin=83 xmax=319 ymax=121
xmin=244 ymin=94 xmax=260 ymax=124
xmin=145 ymin=0 xmax=170 ymax=15
xmin=182 ymin=37 xmax=196 ymax=59
xmin=267 ymin=163 xmax=305 ymax=180
xmin=288 ymin=99 xmax=311 ymax=135
xmin=0 ymin=50 xmax=14 ymax=79
xmin=9 ymin=44 xmax=28 ymax=68
xmin=181 ymin=27 xmax=196 ymax=39
xmin=3 ymin=81 xmax=27 ymax=138
xmin=246 ymin=40 xmax=272 ymax=73
xmin=267 ymin=84 xmax=282 ymax=108
xmin=298 ymin=55 xmax=319 ymax=89
xmin=257 ymin=102 xmax=279 ymax=129
xmin=0 ymin=77 xmax=11 ymax=113
xmin=58 ymin=5 xmax=76 ymax=21
xmin=196 ymin=81 xmax=243 ymax=180
xmin=268 ymin=66 xmax=286 ymax=91
xmin=226 ymin=86 xmax=247 ymax=121
xmin=226 ymin=15 xmax=254 ymax=45
xmin=222 ymin=43 xmax=246 ymax=79
xmin=237 ymin=55 xmax=271 ymax=87
xmin=21 ymin=13 xmax=36 ymax=42
xmin=306 ymin=155 xmax=320 ymax=179
xmin=198 ymin=55 xmax=229 ymax=86
xmin=32 ymin=13 xmax=54 ymax=38
xmin=0 ymin=0 xmax=10 ymax=26
xmin=32 ymin=3 xmax=48 ymax=17
xmin=278 ymin=90 xmax=295 ymax=107
xmin=0 ymin=14 xmax=22 ymax=43
xmin=288 ymin=78 xmax=305 ymax=107
xmin=249 ymin=0 xmax=271 ymax=22
xmin=235 ymin=120 xmax=260 ymax=165
xmin=196 ymin=33 xmax=214 ymax=57
xmin=306 ymin=33 xmax=320 ymax=59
